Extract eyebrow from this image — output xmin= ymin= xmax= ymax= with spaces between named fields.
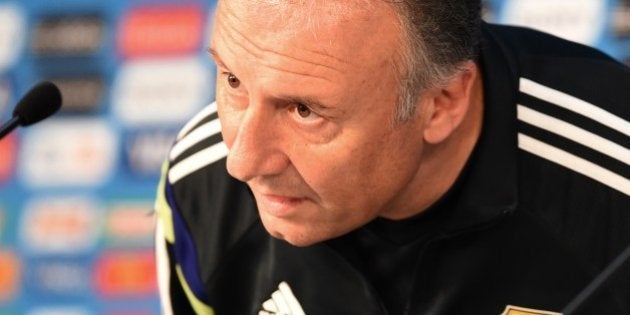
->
xmin=207 ymin=47 xmax=228 ymax=68
xmin=283 ymin=95 xmax=336 ymax=113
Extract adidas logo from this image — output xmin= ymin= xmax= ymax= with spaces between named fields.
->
xmin=259 ymin=281 xmax=306 ymax=315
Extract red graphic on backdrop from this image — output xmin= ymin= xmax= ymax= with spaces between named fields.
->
xmin=94 ymin=251 xmax=157 ymax=297
xmin=0 ymin=134 xmax=16 ymax=184
xmin=118 ymin=4 xmax=205 ymax=58
xmin=0 ymin=250 xmax=20 ymax=301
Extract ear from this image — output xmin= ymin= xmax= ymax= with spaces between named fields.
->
xmin=423 ymin=62 xmax=479 ymax=144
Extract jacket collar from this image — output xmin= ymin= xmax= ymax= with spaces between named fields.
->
xmin=440 ymin=23 xmax=521 ymax=233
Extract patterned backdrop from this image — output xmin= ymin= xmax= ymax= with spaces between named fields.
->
xmin=0 ymin=0 xmax=628 ymax=314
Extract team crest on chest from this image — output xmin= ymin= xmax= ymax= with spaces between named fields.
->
xmin=501 ymin=305 xmax=562 ymax=315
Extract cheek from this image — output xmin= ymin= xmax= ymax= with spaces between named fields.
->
xmin=292 ymin=141 xmax=378 ymax=206
xmin=216 ymin=97 xmax=241 ymax=148
xmin=296 ymin=129 xmax=421 ymax=213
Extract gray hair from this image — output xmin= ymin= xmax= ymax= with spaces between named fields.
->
xmin=389 ymin=0 xmax=482 ymax=122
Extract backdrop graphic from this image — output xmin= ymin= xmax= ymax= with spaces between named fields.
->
xmin=0 ymin=0 xmax=627 ymax=313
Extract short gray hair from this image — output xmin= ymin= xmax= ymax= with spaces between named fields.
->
xmin=389 ymin=0 xmax=482 ymax=122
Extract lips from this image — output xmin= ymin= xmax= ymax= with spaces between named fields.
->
xmin=256 ymin=192 xmax=307 ymax=218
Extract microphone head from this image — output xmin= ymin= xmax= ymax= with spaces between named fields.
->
xmin=12 ymin=81 xmax=62 ymax=126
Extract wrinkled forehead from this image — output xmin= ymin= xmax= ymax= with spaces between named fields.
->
xmin=217 ymin=0 xmax=389 ymax=31
xmin=214 ymin=0 xmax=400 ymax=62
xmin=221 ymin=0 xmax=381 ymax=14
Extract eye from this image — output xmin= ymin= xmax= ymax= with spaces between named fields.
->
xmin=296 ymin=103 xmax=312 ymax=118
xmin=290 ymin=103 xmax=322 ymax=124
xmin=227 ymin=73 xmax=240 ymax=88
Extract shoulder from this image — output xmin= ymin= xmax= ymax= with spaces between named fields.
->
xmin=484 ymin=23 xmax=628 ymax=109
xmin=483 ymin=23 xmax=621 ymax=63
xmin=483 ymin=24 xmax=630 ymax=267
xmin=158 ymin=101 xmax=259 ymax=282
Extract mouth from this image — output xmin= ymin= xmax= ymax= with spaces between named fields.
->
xmin=256 ymin=192 xmax=307 ymax=218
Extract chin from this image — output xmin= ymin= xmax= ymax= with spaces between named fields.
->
xmin=265 ymin=227 xmax=320 ymax=247
xmin=261 ymin=217 xmax=327 ymax=247
xmin=281 ymin=234 xmax=322 ymax=247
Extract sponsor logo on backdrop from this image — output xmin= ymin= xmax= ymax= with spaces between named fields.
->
xmin=102 ymin=311 xmax=153 ymax=315
xmin=27 ymin=259 xmax=90 ymax=296
xmin=31 ymin=15 xmax=105 ymax=56
xmin=94 ymin=251 xmax=157 ymax=297
xmin=0 ymin=206 xmax=3 ymax=242
xmin=501 ymin=0 xmax=605 ymax=45
xmin=19 ymin=118 xmax=117 ymax=187
xmin=46 ymin=76 xmax=104 ymax=113
xmin=0 ymin=250 xmax=20 ymax=301
xmin=118 ymin=4 xmax=205 ymax=58
xmin=0 ymin=203 xmax=16 ymax=245
xmin=0 ymin=133 xmax=16 ymax=184
xmin=125 ymin=130 xmax=177 ymax=176
xmin=112 ymin=57 xmax=212 ymax=126
xmin=0 ymin=4 xmax=25 ymax=71
xmin=105 ymin=201 xmax=156 ymax=246
xmin=26 ymin=307 xmax=89 ymax=315
xmin=613 ymin=1 xmax=630 ymax=38
xmin=0 ymin=250 xmax=20 ymax=302
xmin=20 ymin=196 xmax=102 ymax=254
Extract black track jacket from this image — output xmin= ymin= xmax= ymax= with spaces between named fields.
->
xmin=155 ymin=23 xmax=630 ymax=314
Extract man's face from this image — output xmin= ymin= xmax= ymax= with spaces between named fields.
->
xmin=211 ymin=0 xmax=429 ymax=246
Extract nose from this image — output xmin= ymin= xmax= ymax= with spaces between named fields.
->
xmin=225 ymin=103 xmax=290 ymax=182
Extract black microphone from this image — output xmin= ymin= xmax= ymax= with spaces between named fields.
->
xmin=0 ymin=81 xmax=62 ymax=140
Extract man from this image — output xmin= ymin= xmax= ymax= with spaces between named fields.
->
xmin=155 ymin=0 xmax=630 ymax=314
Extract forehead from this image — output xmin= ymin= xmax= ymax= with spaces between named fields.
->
xmin=221 ymin=0 xmax=382 ymax=22
xmin=213 ymin=0 xmax=401 ymax=67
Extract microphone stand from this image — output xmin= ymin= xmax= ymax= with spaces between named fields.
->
xmin=0 ymin=116 xmax=20 ymax=140
xmin=562 ymin=243 xmax=630 ymax=314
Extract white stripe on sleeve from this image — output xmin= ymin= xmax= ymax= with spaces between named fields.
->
xmin=168 ymin=142 xmax=229 ymax=184
xmin=517 ymin=105 xmax=630 ymax=165
xmin=518 ymin=133 xmax=629 ymax=196
xmin=519 ymin=78 xmax=630 ymax=137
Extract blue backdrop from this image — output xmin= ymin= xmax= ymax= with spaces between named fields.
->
xmin=0 ymin=0 xmax=627 ymax=314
